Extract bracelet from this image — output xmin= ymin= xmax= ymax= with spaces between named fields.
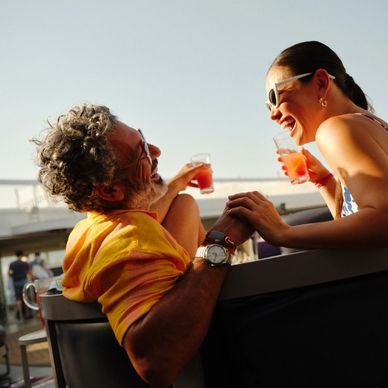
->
xmin=315 ymin=173 xmax=333 ymax=189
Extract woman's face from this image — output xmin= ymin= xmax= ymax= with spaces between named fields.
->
xmin=265 ymin=65 xmax=321 ymax=145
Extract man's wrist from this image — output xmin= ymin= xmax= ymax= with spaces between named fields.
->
xmin=166 ymin=179 xmax=181 ymax=194
xmin=203 ymin=230 xmax=236 ymax=254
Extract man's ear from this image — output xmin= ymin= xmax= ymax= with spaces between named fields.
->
xmin=95 ymin=183 xmax=125 ymax=202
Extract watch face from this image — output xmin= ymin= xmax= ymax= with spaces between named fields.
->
xmin=207 ymin=245 xmax=228 ymax=264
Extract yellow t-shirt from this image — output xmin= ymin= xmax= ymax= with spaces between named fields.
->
xmin=61 ymin=210 xmax=190 ymax=344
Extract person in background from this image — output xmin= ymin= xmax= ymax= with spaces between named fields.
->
xmin=227 ymin=41 xmax=388 ymax=249
xmin=30 ymin=251 xmax=53 ymax=280
xmin=34 ymin=104 xmax=252 ymax=386
xmin=8 ymin=250 xmax=32 ymax=319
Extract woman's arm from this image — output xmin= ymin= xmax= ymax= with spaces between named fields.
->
xmin=301 ymin=148 xmax=338 ymax=217
xmin=315 ymin=175 xmax=338 ymax=218
xmin=227 ymin=115 xmax=388 ymax=248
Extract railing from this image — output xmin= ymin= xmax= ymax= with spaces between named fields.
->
xmin=0 ymin=179 xmax=63 ymax=210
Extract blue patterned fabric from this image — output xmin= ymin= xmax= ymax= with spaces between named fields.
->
xmin=341 ymin=186 xmax=359 ymax=217
xmin=341 ymin=113 xmax=387 ymax=217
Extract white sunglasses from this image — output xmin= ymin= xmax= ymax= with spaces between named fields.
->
xmin=265 ymin=72 xmax=335 ymax=112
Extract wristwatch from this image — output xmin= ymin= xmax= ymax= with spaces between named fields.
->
xmin=196 ymin=244 xmax=232 ymax=266
xmin=195 ymin=230 xmax=236 ymax=266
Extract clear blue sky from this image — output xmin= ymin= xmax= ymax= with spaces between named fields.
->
xmin=1 ymin=0 xmax=387 ymax=180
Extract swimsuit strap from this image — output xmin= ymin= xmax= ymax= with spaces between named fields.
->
xmin=356 ymin=112 xmax=388 ymax=131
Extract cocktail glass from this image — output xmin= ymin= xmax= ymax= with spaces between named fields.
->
xmin=273 ymin=131 xmax=309 ymax=184
xmin=190 ymin=153 xmax=214 ymax=194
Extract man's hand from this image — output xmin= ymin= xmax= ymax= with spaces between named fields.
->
xmin=210 ymin=206 xmax=255 ymax=247
xmin=167 ymin=163 xmax=207 ymax=193
xmin=227 ymin=191 xmax=289 ymax=246
xmin=151 ymin=163 xmax=206 ymax=223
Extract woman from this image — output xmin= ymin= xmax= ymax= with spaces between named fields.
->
xmin=228 ymin=41 xmax=388 ymax=249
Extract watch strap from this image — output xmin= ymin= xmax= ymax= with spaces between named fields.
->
xmin=203 ymin=230 xmax=236 ymax=253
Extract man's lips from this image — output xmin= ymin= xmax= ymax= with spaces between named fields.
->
xmin=151 ymin=159 xmax=158 ymax=176
xmin=151 ymin=159 xmax=163 ymax=183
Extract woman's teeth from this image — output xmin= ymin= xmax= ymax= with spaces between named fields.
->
xmin=281 ymin=119 xmax=295 ymax=130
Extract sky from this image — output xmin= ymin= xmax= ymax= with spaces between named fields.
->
xmin=1 ymin=0 xmax=388 ymax=181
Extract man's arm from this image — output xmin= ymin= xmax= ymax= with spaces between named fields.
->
xmin=161 ymin=193 xmax=206 ymax=257
xmin=124 ymin=258 xmax=228 ymax=387
xmin=150 ymin=163 xmax=205 ymax=222
xmin=123 ymin=213 xmax=253 ymax=387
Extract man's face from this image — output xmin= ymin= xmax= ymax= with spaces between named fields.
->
xmin=108 ymin=121 xmax=166 ymax=209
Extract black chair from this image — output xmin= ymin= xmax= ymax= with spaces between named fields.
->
xmin=40 ymin=293 xmax=205 ymax=388
xmin=0 ymin=325 xmax=10 ymax=381
xmin=40 ymin=293 xmax=150 ymax=388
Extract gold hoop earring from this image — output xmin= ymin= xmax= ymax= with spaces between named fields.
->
xmin=319 ymin=98 xmax=327 ymax=107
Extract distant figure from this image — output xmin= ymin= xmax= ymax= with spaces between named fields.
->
xmin=8 ymin=250 xmax=32 ymax=319
xmin=30 ymin=251 xmax=53 ymax=280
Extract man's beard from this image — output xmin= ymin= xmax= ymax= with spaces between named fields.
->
xmin=122 ymin=176 xmax=167 ymax=210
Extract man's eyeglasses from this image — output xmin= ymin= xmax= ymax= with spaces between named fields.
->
xmin=137 ymin=129 xmax=152 ymax=165
xmin=265 ymin=72 xmax=335 ymax=112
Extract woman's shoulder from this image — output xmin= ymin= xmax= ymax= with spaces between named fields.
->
xmin=316 ymin=112 xmax=378 ymax=144
xmin=319 ymin=112 xmax=388 ymax=131
xmin=315 ymin=113 xmax=381 ymax=164
xmin=319 ymin=112 xmax=362 ymax=128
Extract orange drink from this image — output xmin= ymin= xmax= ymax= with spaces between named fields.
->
xmin=273 ymin=131 xmax=309 ymax=185
xmin=190 ymin=153 xmax=214 ymax=194
xmin=281 ymin=151 xmax=309 ymax=184
xmin=193 ymin=164 xmax=213 ymax=193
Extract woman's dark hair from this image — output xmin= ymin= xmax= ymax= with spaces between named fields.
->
xmin=270 ymin=41 xmax=373 ymax=111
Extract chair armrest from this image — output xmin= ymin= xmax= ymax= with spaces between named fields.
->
xmin=40 ymin=294 xmax=105 ymax=321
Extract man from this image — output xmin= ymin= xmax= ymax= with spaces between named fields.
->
xmin=30 ymin=251 xmax=53 ymax=280
xmin=9 ymin=250 xmax=32 ymax=319
xmin=34 ymin=104 xmax=252 ymax=386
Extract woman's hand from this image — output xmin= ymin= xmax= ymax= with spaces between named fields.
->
xmin=227 ymin=191 xmax=290 ymax=246
xmin=277 ymin=148 xmax=333 ymax=187
xmin=167 ymin=163 xmax=206 ymax=193
xmin=301 ymin=149 xmax=332 ymax=186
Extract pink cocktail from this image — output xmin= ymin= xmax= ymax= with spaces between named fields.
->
xmin=273 ymin=131 xmax=310 ymax=185
xmin=193 ymin=164 xmax=213 ymax=193
xmin=190 ymin=153 xmax=214 ymax=194
xmin=281 ymin=152 xmax=309 ymax=184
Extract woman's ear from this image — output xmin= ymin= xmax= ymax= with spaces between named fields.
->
xmin=95 ymin=183 xmax=125 ymax=202
xmin=315 ymin=68 xmax=331 ymax=94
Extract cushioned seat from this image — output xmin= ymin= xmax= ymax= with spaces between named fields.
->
xmin=40 ymin=294 xmax=149 ymax=388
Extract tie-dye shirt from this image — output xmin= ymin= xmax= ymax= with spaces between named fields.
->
xmin=61 ymin=210 xmax=190 ymax=344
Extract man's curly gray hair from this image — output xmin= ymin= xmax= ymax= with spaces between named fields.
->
xmin=33 ymin=104 xmax=119 ymax=212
